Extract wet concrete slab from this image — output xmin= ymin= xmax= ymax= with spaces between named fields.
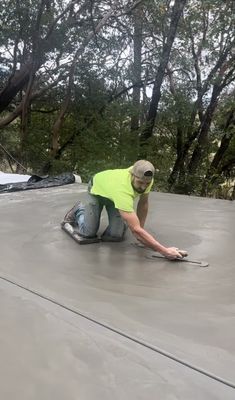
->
xmin=0 ymin=184 xmax=235 ymax=398
xmin=1 ymin=278 xmax=235 ymax=400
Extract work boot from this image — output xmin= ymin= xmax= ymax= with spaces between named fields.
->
xmin=62 ymin=201 xmax=82 ymax=226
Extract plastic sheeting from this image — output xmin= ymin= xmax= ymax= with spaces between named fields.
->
xmin=0 ymin=172 xmax=31 ymax=184
xmin=0 ymin=172 xmax=76 ymax=193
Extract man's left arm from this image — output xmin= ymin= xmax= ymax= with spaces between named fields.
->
xmin=137 ymin=193 xmax=149 ymax=228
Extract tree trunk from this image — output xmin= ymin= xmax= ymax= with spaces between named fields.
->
xmin=188 ymin=83 xmax=224 ymax=174
xmin=201 ymin=130 xmax=234 ymax=196
xmin=45 ymin=6 xmax=117 ymax=173
xmin=0 ymin=73 xmax=65 ymax=129
xmin=167 ymin=127 xmax=199 ymax=187
xmin=0 ymin=0 xmax=78 ymax=116
xmin=131 ymin=5 xmax=143 ymax=132
xmin=0 ymin=63 xmax=33 ymax=113
xmin=139 ymin=0 xmax=186 ymax=148
xmin=201 ymin=108 xmax=235 ymax=195
xmin=168 ymin=41 xmax=234 ymax=188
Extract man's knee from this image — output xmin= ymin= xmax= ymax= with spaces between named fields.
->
xmin=75 ymin=197 xmax=101 ymax=238
xmin=101 ymin=222 xmax=127 ymax=242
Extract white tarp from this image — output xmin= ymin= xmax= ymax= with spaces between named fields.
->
xmin=0 ymin=172 xmax=31 ymax=184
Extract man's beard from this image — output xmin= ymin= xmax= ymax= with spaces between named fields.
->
xmin=131 ymin=183 xmax=146 ymax=194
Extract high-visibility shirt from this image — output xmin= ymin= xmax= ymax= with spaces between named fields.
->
xmin=90 ymin=166 xmax=153 ymax=212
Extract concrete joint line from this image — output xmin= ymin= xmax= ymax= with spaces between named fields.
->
xmin=0 ymin=274 xmax=234 ymax=390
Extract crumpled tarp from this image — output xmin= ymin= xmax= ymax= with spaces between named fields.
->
xmin=0 ymin=173 xmax=76 ymax=193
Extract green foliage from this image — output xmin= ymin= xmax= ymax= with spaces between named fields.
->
xmin=64 ymin=101 xmax=139 ymax=181
xmin=0 ymin=0 xmax=235 ymax=199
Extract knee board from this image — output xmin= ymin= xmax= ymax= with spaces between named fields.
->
xmin=61 ymin=222 xmax=100 ymax=244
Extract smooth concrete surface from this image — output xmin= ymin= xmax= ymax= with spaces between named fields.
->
xmin=0 ymin=184 xmax=235 ymax=398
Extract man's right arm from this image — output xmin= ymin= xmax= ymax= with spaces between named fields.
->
xmin=119 ymin=210 xmax=183 ymax=259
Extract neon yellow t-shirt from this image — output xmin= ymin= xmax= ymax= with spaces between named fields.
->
xmin=90 ymin=167 xmax=153 ymax=212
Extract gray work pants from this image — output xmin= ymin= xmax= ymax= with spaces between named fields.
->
xmin=75 ymin=191 xmax=127 ymax=241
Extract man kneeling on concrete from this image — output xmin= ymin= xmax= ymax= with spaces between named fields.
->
xmin=62 ymin=160 xmax=186 ymax=260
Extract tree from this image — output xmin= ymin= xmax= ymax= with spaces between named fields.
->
xmin=201 ymin=99 xmax=235 ymax=196
xmin=139 ymin=0 xmax=187 ymax=151
xmin=0 ymin=0 xmax=235 ymax=199
xmin=166 ymin=0 xmax=235 ymax=193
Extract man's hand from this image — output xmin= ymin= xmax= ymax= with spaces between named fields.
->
xmin=118 ymin=210 xmax=188 ymax=260
xmin=162 ymin=247 xmax=188 ymax=260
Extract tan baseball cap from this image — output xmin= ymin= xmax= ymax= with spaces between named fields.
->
xmin=131 ymin=160 xmax=155 ymax=182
